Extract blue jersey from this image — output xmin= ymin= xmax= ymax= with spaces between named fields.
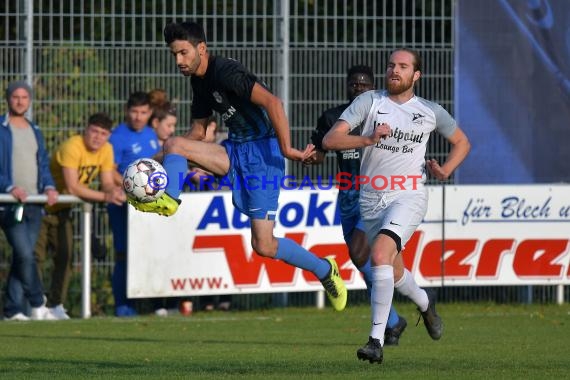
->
xmin=190 ymin=56 xmax=276 ymax=143
xmin=109 ymin=123 xmax=160 ymax=174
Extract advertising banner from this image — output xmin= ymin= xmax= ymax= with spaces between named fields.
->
xmin=128 ymin=186 xmax=570 ymax=297
xmin=128 ymin=189 xmax=358 ymax=297
xmin=412 ymin=185 xmax=570 ymax=286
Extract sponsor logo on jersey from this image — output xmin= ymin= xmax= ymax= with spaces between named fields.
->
xmin=131 ymin=143 xmax=142 ymax=154
xmin=221 ymin=106 xmax=237 ymax=121
xmin=212 ymin=91 xmax=223 ymax=103
xmin=412 ymin=112 xmax=425 ymax=124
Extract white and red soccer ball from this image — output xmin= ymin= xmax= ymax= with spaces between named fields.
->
xmin=123 ymin=158 xmax=168 ymax=203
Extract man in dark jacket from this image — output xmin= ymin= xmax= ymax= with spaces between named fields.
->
xmin=0 ymin=81 xmax=59 ymax=321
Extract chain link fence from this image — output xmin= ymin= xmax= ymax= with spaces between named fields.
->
xmin=3 ymin=0 xmax=559 ymax=316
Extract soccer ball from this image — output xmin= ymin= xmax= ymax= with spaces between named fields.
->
xmin=123 ymin=158 xmax=168 ymax=203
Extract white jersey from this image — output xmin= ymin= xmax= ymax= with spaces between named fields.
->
xmin=339 ymin=90 xmax=457 ymax=193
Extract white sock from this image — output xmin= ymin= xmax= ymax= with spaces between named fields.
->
xmin=370 ymin=265 xmax=394 ymax=345
xmin=395 ymin=269 xmax=429 ymax=312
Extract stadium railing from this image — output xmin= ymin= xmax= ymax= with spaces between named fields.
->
xmin=0 ymin=194 xmax=93 ymax=319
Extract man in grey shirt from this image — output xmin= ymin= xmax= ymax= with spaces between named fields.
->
xmin=0 ymin=81 xmax=59 ymax=321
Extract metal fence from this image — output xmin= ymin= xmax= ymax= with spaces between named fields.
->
xmin=2 ymin=0 xmax=562 ymax=316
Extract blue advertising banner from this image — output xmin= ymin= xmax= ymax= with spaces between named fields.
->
xmin=456 ymin=0 xmax=570 ymax=183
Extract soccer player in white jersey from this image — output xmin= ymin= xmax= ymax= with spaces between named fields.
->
xmin=323 ymin=48 xmax=470 ymax=364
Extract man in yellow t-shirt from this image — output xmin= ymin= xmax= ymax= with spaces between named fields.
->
xmin=35 ymin=112 xmax=126 ymax=319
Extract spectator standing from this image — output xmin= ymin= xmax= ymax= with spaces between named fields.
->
xmin=34 ymin=112 xmax=125 ymax=319
xmin=108 ymin=91 xmax=159 ymax=317
xmin=0 ymin=81 xmax=58 ymax=321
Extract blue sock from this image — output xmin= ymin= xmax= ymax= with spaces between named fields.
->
xmin=162 ymin=153 xmax=188 ymax=199
xmin=387 ymin=305 xmax=400 ymax=329
xmin=358 ymin=260 xmax=373 ymax=292
xmin=275 ymin=238 xmax=330 ymax=280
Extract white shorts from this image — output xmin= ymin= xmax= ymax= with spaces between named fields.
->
xmin=359 ymin=188 xmax=428 ymax=251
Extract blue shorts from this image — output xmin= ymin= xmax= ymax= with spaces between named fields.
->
xmin=341 ymin=212 xmax=365 ymax=245
xmin=222 ymin=137 xmax=284 ymax=220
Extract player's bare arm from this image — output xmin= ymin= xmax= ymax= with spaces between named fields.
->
xmin=63 ymin=167 xmax=124 ymax=205
xmin=323 ymin=120 xmax=391 ymax=151
xmin=100 ymin=170 xmax=127 ymax=205
xmin=112 ymin=164 xmax=123 ymax=187
xmin=250 ymin=83 xmax=315 ymax=161
xmin=45 ymin=188 xmax=58 ymax=206
xmin=426 ymin=126 xmax=471 ymax=181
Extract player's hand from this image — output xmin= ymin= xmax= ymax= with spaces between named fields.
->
xmin=302 ymin=155 xmax=316 ymax=166
xmin=106 ymin=187 xmax=127 ymax=206
xmin=369 ymin=123 xmax=391 ymax=145
xmin=45 ymin=188 xmax=59 ymax=206
xmin=426 ymin=159 xmax=449 ymax=181
xmin=10 ymin=186 xmax=27 ymax=203
xmin=285 ymin=144 xmax=316 ymax=162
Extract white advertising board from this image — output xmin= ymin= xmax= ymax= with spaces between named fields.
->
xmin=128 ymin=185 xmax=570 ymax=297
xmin=416 ymin=185 xmax=570 ymax=286
xmin=128 ymin=189 xmax=360 ymax=297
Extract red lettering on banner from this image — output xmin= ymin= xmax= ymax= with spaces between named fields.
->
xmin=193 ymin=231 xmax=570 ymax=285
xmin=512 ymin=239 xmax=568 ymax=278
xmin=171 ymin=278 xmax=187 ymax=290
xmin=193 ymin=234 xmax=296 ymax=286
xmin=419 ymin=239 xmax=477 ymax=278
xmin=192 ymin=233 xmax=353 ymax=287
xmin=402 ymin=230 xmax=422 ymax=271
xmin=475 ymin=239 xmax=515 ymax=278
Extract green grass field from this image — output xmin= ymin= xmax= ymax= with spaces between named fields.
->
xmin=0 ymin=303 xmax=568 ymax=379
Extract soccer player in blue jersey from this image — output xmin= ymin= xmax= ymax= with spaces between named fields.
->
xmin=108 ymin=91 xmax=160 ymax=316
xmin=130 ymin=21 xmax=347 ymax=311
xmin=307 ymin=65 xmax=407 ymax=345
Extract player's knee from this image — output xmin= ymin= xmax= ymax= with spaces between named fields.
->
xmin=251 ymin=239 xmax=277 ymax=258
xmin=349 ymin=249 xmax=369 ymax=268
xmin=370 ymin=252 xmax=391 ymax=266
xmin=370 ymin=246 xmax=395 ymax=266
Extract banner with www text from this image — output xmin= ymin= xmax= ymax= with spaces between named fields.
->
xmin=127 ymin=185 xmax=570 ymax=298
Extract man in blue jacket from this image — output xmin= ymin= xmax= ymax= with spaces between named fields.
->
xmin=0 ymin=81 xmax=59 ymax=321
